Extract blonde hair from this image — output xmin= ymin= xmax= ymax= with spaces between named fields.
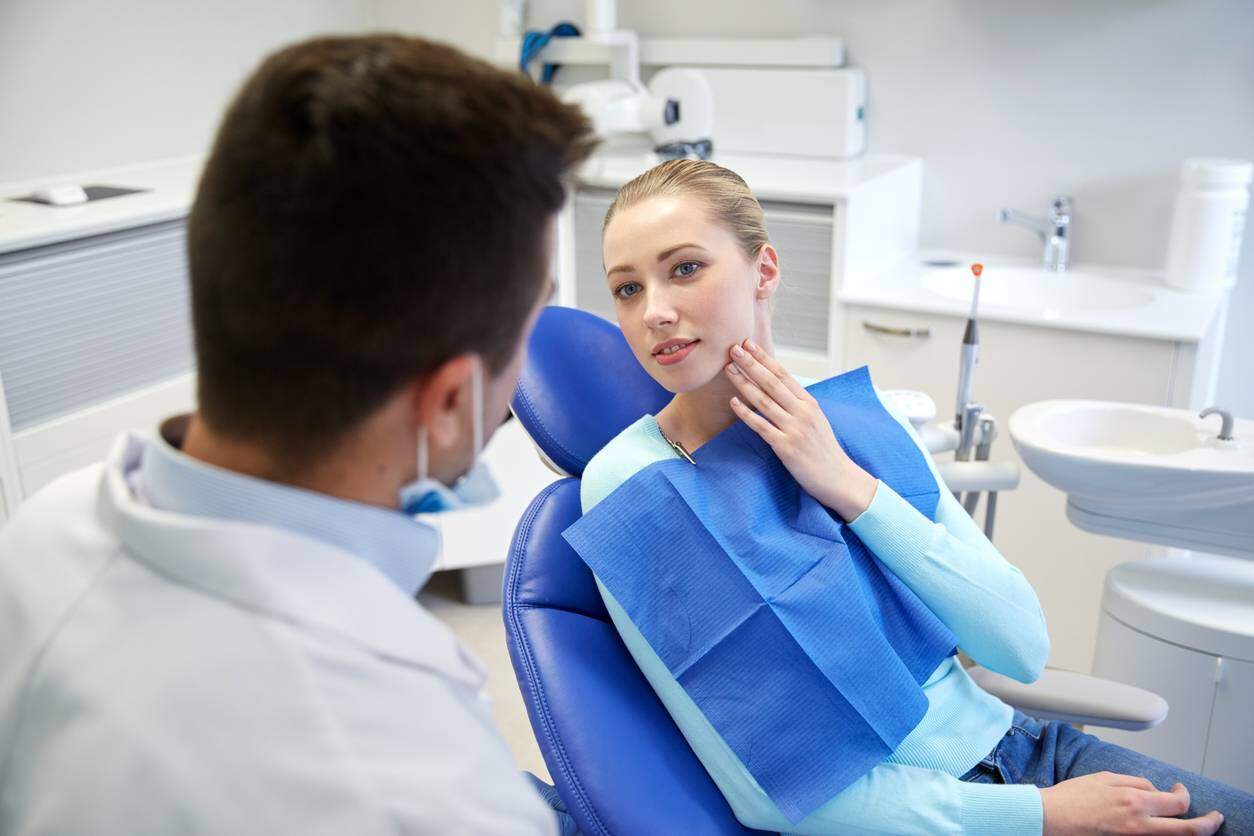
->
xmin=602 ymin=159 xmax=770 ymax=259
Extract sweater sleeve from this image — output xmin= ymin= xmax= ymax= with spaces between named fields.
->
xmin=847 ymin=398 xmax=1050 ymax=683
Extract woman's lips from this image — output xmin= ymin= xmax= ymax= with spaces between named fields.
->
xmin=654 ymin=339 xmax=699 ymax=366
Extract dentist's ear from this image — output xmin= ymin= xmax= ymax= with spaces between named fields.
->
xmin=754 ymin=244 xmax=781 ymax=300
xmin=413 ymin=353 xmax=477 ymax=450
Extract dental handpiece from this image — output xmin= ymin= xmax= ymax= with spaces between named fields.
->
xmin=954 ymin=263 xmax=984 ymax=431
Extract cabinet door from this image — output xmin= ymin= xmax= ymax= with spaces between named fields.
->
xmin=1091 ymin=613 xmax=1215 ymax=774
xmin=845 ymin=306 xmax=1179 ymax=672
xmin=1203 ymin=656 xmax=1254 ymax=793
xmin=0 ymin=221 xmax=193 ymax=434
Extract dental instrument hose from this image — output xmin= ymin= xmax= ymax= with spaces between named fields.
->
xmin=519 ymin=22 xmax=581 ymax=84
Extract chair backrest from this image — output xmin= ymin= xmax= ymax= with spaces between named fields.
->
xmin=510 ymin=305 xmax=671 ymax=477
xmin=505 ymin=307 xmax=761 ymax=835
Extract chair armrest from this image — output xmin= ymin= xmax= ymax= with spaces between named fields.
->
xmin=967 ymin=665 xmax=1168 ymax=731
xmin=935 ymin=460 xmax=1020 ymax=493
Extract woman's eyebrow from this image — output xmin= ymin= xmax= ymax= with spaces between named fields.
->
xmin=656 ymin=243 xmax=703 ymax=262
xmin=607 ymin=243 xmax=707 ymax=278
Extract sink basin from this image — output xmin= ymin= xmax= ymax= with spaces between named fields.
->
xmin=1009 ymin=400 xmax=1254 ymax=558
xmin=922 ymin=266 xmax=1155 ymax=315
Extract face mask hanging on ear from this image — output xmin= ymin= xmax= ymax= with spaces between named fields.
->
xmin=398 ymin=361 xmax=501 ymax=515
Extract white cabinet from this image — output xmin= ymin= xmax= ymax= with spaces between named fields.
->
xmin=1092 ymin=613 xmax=1217 ymax=774
xmin=1204 ymin=656 xmax=1254 ymax=790
xmin=1094 ymin=612 xmax=1254 ymax=793
xmin=844 ymin=305 xmax=1201 ymax=672
xmin=1093 ymin=555 xmax=1254 ymax=793
xmin=0 ymin=220 xmax=196 ymax=511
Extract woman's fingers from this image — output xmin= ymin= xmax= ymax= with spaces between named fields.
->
xmin=740 ymin=339 xmax=811 ymax=401
xmin=730 ymin=395 xmax=785 ymax=445
xmin=1105 ymin=774 xmax=1158 ymax=791
xmin=730 ymin=341 xmax=799 ymax=411
xmin=726 ymin=363 xmax=789 ymax=426
xmin=1140 ymin=783 xmax=1191 ymax=818
xmin=1145 ymin=810 xmax=1223 ymax=835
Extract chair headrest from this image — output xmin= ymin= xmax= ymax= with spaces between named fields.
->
xmin=511 ymin=306 xmax=671 ymax=477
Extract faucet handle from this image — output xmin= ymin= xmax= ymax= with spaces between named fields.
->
xmin=1199 ymin=406 xmax=1236 ymax=441
xmin=1049 ymin=196 xmax=1072 ymax=225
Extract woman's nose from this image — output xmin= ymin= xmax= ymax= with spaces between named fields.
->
xmin=642 ymin=290 xmax=677 ymax=330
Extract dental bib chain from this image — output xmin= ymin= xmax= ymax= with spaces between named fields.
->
xmin=657 ymin=424 xmax=697 ymax=465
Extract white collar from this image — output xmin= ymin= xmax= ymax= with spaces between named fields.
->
xmin=99 ymin=431 xmax=486 ymax=689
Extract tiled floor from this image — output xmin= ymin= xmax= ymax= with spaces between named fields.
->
xmin=419 ymin=570 xmax=550 ymax=780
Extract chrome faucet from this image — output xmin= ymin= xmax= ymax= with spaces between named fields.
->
xmin=1000 ymin=196 xmax=1072 ymax=272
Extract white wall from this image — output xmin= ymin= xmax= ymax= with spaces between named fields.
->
xmin=0 ymin=0 xmax=377 ymax=183
xmin=0 ymin=0 xmax=520 ymax=185
xmin=5 ymin=2 xmax=1247 ymax=416
xmin=527 ymin=0 xmax=1254 ymax=418
xmin=371 ymin=0 xmax=502 ymax=59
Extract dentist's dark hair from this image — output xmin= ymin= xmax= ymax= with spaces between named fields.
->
xmin=188 ymin=34 xmax=594 ymax=460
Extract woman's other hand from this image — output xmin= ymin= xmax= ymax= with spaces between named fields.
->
xmin=725 ymin=338 xmax=878 ymax=522
xmin=1040 ymin=772 xmax=1224 ymax=835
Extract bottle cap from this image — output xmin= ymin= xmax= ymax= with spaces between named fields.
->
xmin=1180 ymin=158 xmax=1253 ymax=189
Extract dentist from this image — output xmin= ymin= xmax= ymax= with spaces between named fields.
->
xmin=0 ymin=35 xmax=593 ymax=834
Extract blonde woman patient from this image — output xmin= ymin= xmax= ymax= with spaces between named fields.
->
xmin=578 ymin=159 xmax=1247 ymax=835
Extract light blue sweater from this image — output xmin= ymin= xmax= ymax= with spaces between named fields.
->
xmin=580 ymin=391 xmax=1050 ymax=835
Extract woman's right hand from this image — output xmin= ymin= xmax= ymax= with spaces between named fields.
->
xmin=1040 ymin=772 xmax=1224 ymax=835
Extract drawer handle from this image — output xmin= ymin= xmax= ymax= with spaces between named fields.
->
xmin=862 ymin=321 xmax=933 ymax=339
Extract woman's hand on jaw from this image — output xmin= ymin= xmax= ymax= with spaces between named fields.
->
xmin=725 ymin=339 xmax=878 ymax=522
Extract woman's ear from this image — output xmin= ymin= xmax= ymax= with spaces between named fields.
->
xmin=754 ymin=244 xmax=781 ymax=300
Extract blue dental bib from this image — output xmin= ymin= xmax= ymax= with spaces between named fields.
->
xmin=562 ymin=367 xmax=957 ymax=824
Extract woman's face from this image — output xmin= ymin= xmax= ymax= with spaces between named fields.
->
xmin=602 ymin=194 xmax=777 ymax=394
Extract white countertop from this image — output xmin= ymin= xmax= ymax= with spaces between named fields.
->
xmin=0 ymin=149 xmax=914 ymax=255
xmin=577 ymin=148 xmax=918 ymax=203
xmin=840 ymin=251 xmax=1227 ymax=343
xmin=0 ymin=155 xmax=204 ymax=254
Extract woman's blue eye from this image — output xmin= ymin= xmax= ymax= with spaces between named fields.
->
xmin=674 ymin=261 xmax=701 ymax=278
xmin=615 ymin=282 xmax=641 ymax=299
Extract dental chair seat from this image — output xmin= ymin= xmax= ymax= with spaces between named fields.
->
xmin=506 ymin=306 xmax=1164 ymax=835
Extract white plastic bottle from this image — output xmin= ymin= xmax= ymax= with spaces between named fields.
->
xmin=1164 ymin=157 xmax=1253 ymax=293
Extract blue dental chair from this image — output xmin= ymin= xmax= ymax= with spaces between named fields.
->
xmin=505 ymin=306 xmax=763 ymax=835
xmin=504 ymin=306 xmax=1167 ymax=836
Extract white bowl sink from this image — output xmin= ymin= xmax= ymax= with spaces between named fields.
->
xmin=922 ymin=266 xmax=1155 ymax=315
xmin=1009 ymin=400 xmax=1254 ymax=558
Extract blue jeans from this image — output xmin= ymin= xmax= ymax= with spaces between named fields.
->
xmin=960 ymin=711 xmax=1254 ymax=834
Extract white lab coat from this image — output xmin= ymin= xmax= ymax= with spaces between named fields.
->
xmin=0 ymin=433 xmax=556 ymax=836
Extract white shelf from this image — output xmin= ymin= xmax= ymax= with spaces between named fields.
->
xmin=0 ymin=155 xmax=203 ymax=255
xmin=498 ymin=34 xmax=844 ymax=70
xmin=577 ymin=150 xmax=919 ymax=205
